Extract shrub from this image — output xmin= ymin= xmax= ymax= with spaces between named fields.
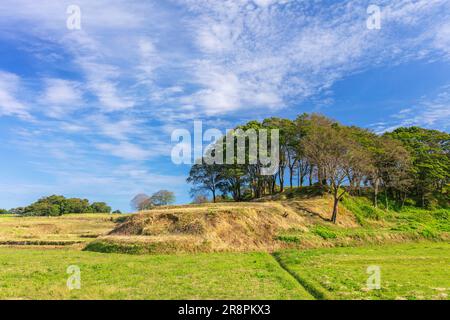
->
xmin=276 ymin=235 xmax=301 ymax=244
xmin=432 ymin=210 xmax=448 ymax=221
xmin=342 ymin=196 xmax=385 ymax=225
xmin=312 ymin=225 xmax=337 ymax=239
xmin=84 ymin=240 xmax=148 ymax=254
xmin=420 ymin=226 xmax=439 ymax=239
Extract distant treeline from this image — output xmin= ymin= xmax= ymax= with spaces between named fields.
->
xmin=2 ymin=195 xmax=118 ymax=216
xmin=187 ymin=113 xmax=449 ymax=222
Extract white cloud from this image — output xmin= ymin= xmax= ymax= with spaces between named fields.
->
xmin=372 ymin=85 xmax=450 ymax=133
xmin=196 ymin=20 xmax=243 ymax=53
xmin=40 ymin=78 xmax=83 ymax=118
xmin=0 ymin=71 xmax=31 ymax=120
xmin=88 ymin=114 xmax=140 ymax=141
xmin=434 ymin=22 xmax=450 ymax=58
xmin=96 ymin=141 xmax=152 ymax=161
xmin=177 ymin=0 xmax=450 ymax=115
xmin=77 ymin=59 xmax=134 ymax=112
xmin=137 ymin=38 xmax=160 ymax=81
xmin=189 ymin=64 xmax=241 ymax=114
xmin=2 ymin=0 xmax=449 ymax=119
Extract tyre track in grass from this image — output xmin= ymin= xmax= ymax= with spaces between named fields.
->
xmin=271 ymin=252 xmax=332 ymax=300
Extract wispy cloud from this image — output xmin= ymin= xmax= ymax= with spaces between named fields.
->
xmin=372 ymin=85 xmax=450 ymax=133
xmin=0 ymin=0 xmax=449 ymax=208
xmin=174 ymin=0 xmax=450 ymax=115
xmin=96 ymin=141 xmax=152 ymax=161
xmin=0 ymin=71 xmax=31 ymax=120
xmin=2 ymin=0 xmax=449 ymax=118
xmin=77 ymin=58 xmax=134 ymax=112
xmin=40 ymin=78 xmax=83 ymax=118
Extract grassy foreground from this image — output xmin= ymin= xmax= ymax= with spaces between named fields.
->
xmin=0 ymin=248 xmax=312 ymax=300
xmin=276 ymin=242 xmax=450 ymax=300
xmin=0 ymin=198 xmax=448 ymax=300
xmin=0 ymin=242 xmax=448 ymax=300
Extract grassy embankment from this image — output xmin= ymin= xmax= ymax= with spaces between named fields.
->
xmin=275 ymin=196 xmax=449 ymax=249
xmin=82 ymin=192 xmax=449 ymax=254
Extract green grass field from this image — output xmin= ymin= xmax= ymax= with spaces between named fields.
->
xmin=0 ymin=248 xmax=312 ymax=300
xmin=0 ymin=242 xmax=448 ymax=300
xmin=276 ymin=242 xmax=450 ymax=300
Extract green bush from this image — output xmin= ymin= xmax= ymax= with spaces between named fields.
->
xmin=312 ymin=225 xmax=337 ymax=239
xmin=276 ymin=235 xmax=301 ymax=244
xmin=84 ymin=240 xmax=148 ymax=254
xmin=432 ymin=210 xmax=448 ymax=221
xmin=342 ymin=196 xmax=385 ymax=225
xmin=419 ymin=226 xmax=439 ymax=239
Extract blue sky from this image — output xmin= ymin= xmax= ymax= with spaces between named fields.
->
xmin=0 ymin=0 xmax=449 ymax=212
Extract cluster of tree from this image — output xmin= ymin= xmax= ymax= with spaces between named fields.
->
xmin=9 ymin=195 xmax=113 ymax=216
xmin=130 ymin=190 xmax=176 ymax=211
xmin=187 ymin=113 xmax=449 ymax=223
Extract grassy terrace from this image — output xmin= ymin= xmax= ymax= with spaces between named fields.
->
xmin=0 ymin=213 xmax=125 ymax=245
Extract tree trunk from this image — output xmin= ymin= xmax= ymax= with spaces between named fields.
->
xmin=279 ymin=168 xmax=285 ymax=193
xmin=212 ymin=190 xmax=216 ymax=203
xmin=384 ymin=188 xmax=389 ymax=211
xmin=309 ymin=166 xmax=313 ymax=186
xmin=289 ymin=168 xmax=293 ymax=190
xmin=331 ymin=196 xmax=339 ymax=224
xmin=237 ymin=183 xmax=241 ymax=201
xmin=373 ymin=178 xmax=379 ymax=208
xmin=271 ymin=178 xmax=276 ymax=194
xmin=401 ymin=192 xmax=406 ymax=209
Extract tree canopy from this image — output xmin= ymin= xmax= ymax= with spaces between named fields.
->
xmin=131 ymin=190 xmax=176 ymax=211
xmin=187 ymin=113 xmax=449 ymax=223
xmin=11 ymin=195 xmax=113 ymax=216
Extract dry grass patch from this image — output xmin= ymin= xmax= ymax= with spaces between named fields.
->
xmin=283 ymin=196 xmax=359 ymax=228
xmin=0 ymin=214 xmax=125 ymax=245
xmin=88 ymin=202 xmax=310 ymax=253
